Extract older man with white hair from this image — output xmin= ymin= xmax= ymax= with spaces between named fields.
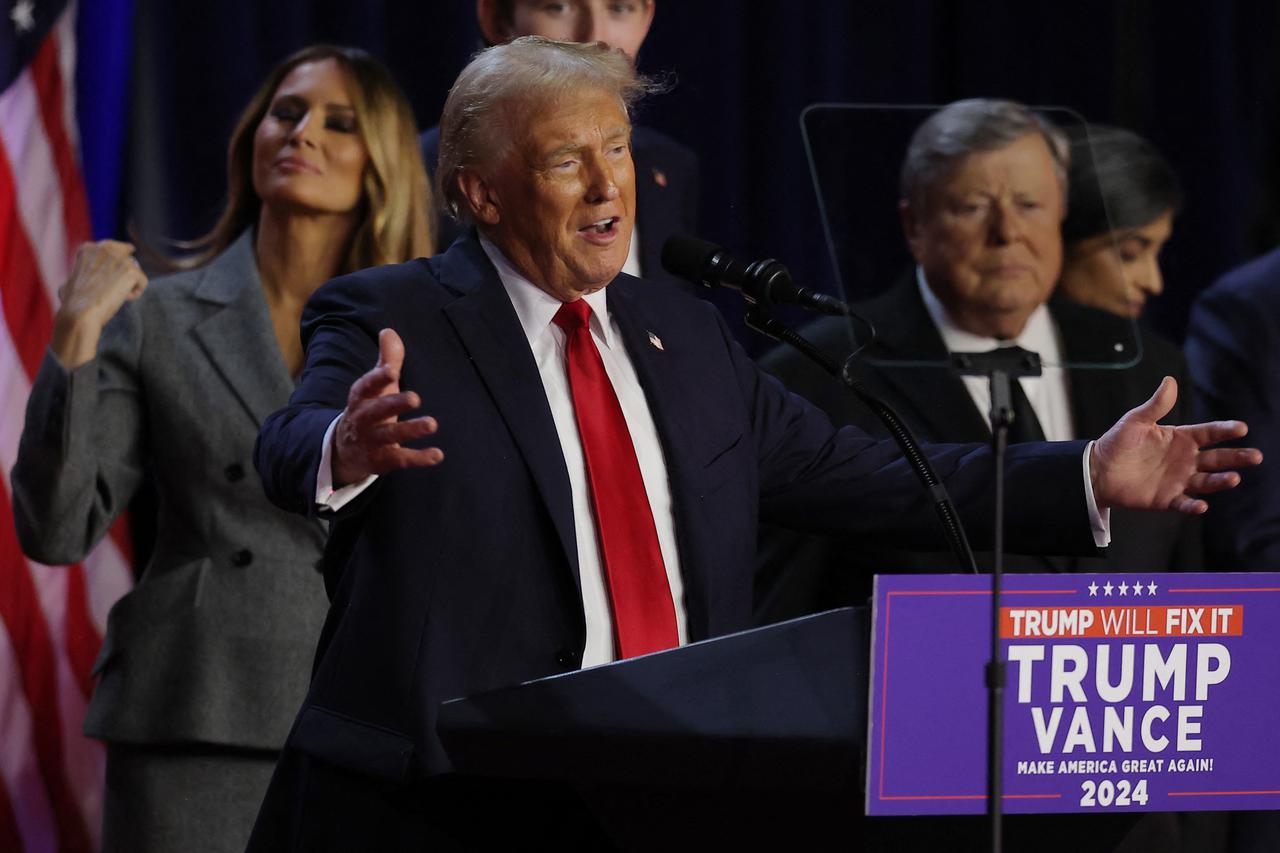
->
xmin=757 ymin=100 xmax=1203 ymax=623
xmin=248 ymin=43 xmax=1258 ymax=850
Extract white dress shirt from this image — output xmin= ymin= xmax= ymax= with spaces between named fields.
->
xmin=317 ymin=238 xmax=686 ymax=668
xmin=917 ymin=268 xmax=1110 ymax=545
xmin=623 ymin=222 xmax=642 ymax=278
xmin=917 ymin=268 xmax=1074 ymax=441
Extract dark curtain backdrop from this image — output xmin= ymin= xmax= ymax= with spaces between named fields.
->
xmin=120 ymin=0 xmax=1280 ymax=348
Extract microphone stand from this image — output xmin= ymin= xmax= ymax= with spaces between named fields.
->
xmin=752 ymin=304 xmax=1037 ymax=853
xmin=951 ymin=346 xmax=1042 ymax=853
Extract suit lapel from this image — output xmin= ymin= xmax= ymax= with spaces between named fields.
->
xmin=437 ymin=240 xmax=581 ymax=585
xmin=864 ymin=280 xmax=991 ymax=443
xmin=607 ymin=282 xmax=699 ymax=451
xmin=189 ymin=233 xmax=295 ymax=430
xmin=606 ymin=281 xmax=721 ymax=639
xmin=1054 ymin=298 xmax=1138 ymax=442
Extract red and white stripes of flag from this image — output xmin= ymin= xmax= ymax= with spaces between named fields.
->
xmin=0 ymin=3 xmax=133 ymax=850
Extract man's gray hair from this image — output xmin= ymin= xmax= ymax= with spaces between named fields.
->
xmin=437 ymin=36 xmax=664 ymax=224
xmin=900 ymin=99 xmax=1070 ymax=208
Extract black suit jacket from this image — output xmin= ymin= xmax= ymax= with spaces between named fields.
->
xmin=247 ymin=240 xmax=1099 ymax=849
xmin=756 ymin=276 xmax=1202 ymax=623
xmin=419 ymin=123 xmax=699 ymax=290
xmin=1187 ymin=248 xmax=1280 ymax=570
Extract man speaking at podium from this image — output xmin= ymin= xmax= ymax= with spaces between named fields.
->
xmin=248 ymin=38 xmax=1259 ymax=850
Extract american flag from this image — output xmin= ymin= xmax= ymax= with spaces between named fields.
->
xmin=1 ymin=0 xmax=134 ymax=850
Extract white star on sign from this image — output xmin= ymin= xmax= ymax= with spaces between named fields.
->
xmin=1103 ymin=582 xmax=1114 ymax=596
xmin=1133 ymin=582 xmax=1144 ymax=597
xmin=1118 ymin=582 xmax=1129 ymax=596
xmin=1087 ymin=582 xmax=1099 ymax=596
xmin=1148 ymin=581 xmax=1158 ymax=596
xmin=10 ymin=0 xmax=35 ymax=33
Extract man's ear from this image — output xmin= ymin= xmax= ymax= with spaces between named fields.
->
xmin=457 ymin=168 xmax=501 ymax=226
xmin=899 ymin=198 xmax=924 ymax=263
xmin=476 ymin=0 xmax=513 ymax=46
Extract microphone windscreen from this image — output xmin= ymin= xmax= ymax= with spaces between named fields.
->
xmin=660 ymin=234 xmax=720 ymax=281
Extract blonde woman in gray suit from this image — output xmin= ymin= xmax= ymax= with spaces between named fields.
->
xmin=12 ymin=44 xmax=432 ymax=853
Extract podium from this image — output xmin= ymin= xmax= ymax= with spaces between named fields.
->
xmin=437 ymin=608 xmax=871 ymax=847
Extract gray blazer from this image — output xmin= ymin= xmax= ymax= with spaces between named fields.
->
xmin=11 ymin=232 xmax=328 ymax=749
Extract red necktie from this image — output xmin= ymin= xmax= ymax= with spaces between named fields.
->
xmin=553 ymin=299 xmax=679 ymax=658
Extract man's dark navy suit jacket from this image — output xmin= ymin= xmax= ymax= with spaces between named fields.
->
xmin=250 ymin=235 xmax=1095 ymax=844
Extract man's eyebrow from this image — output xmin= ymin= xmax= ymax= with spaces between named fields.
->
xmin=541 ymin=141 xmax=581 ymax=162
xmin=541 ymin=126 xmax=632 ymax=161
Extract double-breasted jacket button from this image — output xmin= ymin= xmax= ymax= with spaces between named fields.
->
xmin=231 ymin=548 xmax=253 ymax=567
xmin=224 ymin=463 xmax=246 ymax=482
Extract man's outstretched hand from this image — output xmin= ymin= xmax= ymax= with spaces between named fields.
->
xmin=331 ymin=328 xmax=443 ymax=487
xmin=1091 ymin=376 xmax=1262 ymax=514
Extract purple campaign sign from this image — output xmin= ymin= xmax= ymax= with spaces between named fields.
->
xmin=866 ymin=572 xmax=1280 ymax=816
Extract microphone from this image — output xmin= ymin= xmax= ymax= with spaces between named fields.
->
xmin=660 ymin=234 xmax=851 ymax=316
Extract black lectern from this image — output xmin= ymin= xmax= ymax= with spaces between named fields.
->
xmin=437 ymin=608 xmax=870 ymax=849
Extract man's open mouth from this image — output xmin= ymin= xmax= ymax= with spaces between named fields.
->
xmin=580 ymin=217 xmax=619 ymax=235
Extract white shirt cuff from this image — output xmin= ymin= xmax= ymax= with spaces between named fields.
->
xmin=1083 ymin=440 xmax=1112 ymax=548
xmin=316 ymin=413 xmax=377 ymax=511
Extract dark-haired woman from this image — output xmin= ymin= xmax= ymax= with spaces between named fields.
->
xmin=1058 ymin=124 xmax=1183 ymax=318
xmin=12 ymin=45 xmax=432 ymax=852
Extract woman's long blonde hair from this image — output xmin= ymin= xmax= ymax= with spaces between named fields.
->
xmin=189 ymin=44 xmax=433 ymax=270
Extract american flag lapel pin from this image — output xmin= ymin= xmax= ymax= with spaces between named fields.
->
xmin=647 ymin=330 xmax=664 ymax=351
xmin=652 ymin=168 xmax=668 ymax=188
